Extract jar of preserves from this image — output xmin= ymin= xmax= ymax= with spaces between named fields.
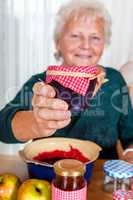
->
xmin=113 ymin=190 xmax=133 ymax=200
xmin=45 ymin=65 xmax=98 ymax=115
xmin=52 ymin=159 xmax=87 ymax=200
xmin=49 ymin=79 xmax=96 ymax=114
xmin=103 ymin=160 xmax=133 ymax=193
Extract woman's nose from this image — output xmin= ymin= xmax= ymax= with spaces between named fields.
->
xmin=80 ymin=37 xmax=91 ymax=49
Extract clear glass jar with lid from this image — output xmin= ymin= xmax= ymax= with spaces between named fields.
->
xmin=52 ymin=159 xmax=87 ymax=200
xmin=103 ymin=160 xmax=133 ymax=193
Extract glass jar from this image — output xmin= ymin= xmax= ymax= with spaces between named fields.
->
xmin=52 ymin=159 xmax=87 ymax=200
xmin=104 ymin=175 xmax=132 ymax=193
xmin=113 ymin=190 xmax=133 ymax=200
xmin=103 ymin=160 xmax=133 ymax=193
xmin=49 ymin=79 xmax=96 ymax=114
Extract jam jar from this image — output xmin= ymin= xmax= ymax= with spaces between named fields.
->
xmin=52 ymin=159 xmax=87 ymax=200
xmin=103 ymin=160 xmax=133 ymax=193
xmin=49 ymin=79 xmax=97 ymax=115
xmin=113 ymin=190 xmax=133 ymax=200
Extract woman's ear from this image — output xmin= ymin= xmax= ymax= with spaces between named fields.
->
xmin=55 ymin=40 xmax=61 ymax=52
xmin=54 ymin=41 xmax=62 ymax=60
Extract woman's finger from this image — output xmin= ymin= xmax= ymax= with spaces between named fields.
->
xmin=32 ymin=82 xmax=56 ymax=98
xmin=34 ymin=117 xmax=71 ymax=129
xmin=32 ymin=95 xmax=68 ymax=110
xmin=34 ymin=107 xmax=71 ymax=121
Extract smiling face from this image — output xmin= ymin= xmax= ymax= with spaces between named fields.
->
xmin=56 ymin=12 xmax=105 ymax=66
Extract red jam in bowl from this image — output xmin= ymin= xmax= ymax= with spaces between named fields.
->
xmin=33 ymin=145 xmax=89 ymax=165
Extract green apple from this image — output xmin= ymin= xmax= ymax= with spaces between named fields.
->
xmin=0 ymin=173 xmax=21 ymax=200
xmin=17 ymin=179 xmax=51 ymax=200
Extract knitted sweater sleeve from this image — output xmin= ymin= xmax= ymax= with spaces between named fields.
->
xmin=0 ymin=73 xmax=45 ymax=143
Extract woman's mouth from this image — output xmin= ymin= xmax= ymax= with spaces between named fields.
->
xmin=75 ymin=54 xmax=92 ymax=59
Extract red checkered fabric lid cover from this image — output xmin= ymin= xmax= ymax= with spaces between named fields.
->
xmin=113 ymin=190 xmax=133 ymax=200
xmin=46 ymin=65 xmax=99 ymax=96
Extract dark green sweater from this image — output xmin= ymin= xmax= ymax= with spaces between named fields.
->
xmin=0 ymin=67 xmax=133 ymax=158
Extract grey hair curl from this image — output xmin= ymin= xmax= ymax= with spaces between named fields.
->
xmin=54 ymin=0 xmax=112 ymax=60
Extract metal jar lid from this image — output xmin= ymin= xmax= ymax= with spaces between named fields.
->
xmin=53 ymin=159 xmax=86 ymax=177
xmin=103 ymin=160 xmax=133 ymax=179
xmin=113 ymin=190 xmax=133 ymax=200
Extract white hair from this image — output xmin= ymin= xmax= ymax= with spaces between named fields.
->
xmin=54 ymin=0 xmax=112 ymax=60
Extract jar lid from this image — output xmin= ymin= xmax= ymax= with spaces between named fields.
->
xmin=113 ymin=190 xmax=133 ymax=200
xmin=103 ymin=160 xmax=133 ymax=179
xmin=53 ymin=159 xmax=86 ymax=177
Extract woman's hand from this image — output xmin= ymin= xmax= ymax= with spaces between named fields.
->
xmin=32 ymin=82 xmax=71 ymax=138
xmin=122 ymin=147 xmax=133 ymax=164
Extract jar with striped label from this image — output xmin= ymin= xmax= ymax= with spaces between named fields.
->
xmin=52 ymin=159 xmax=87 ymax=200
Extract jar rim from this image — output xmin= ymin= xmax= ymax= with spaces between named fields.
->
xmin=53 ymin=159 xmax=86 ymax=177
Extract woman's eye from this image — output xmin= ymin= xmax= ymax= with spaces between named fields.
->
xmin=92 ymin=36 xmax=101 ymax=41
xmin=70 ymin=34 xmax=79 ymax=38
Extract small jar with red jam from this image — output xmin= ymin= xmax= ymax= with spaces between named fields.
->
xmin=52 ymin=159 xmax=87 ymax=200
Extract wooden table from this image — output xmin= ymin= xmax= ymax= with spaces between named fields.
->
xmin=0 ymin=155 xmax=112 ymax=199
xmin=88 ymin=160 xmax=112 ymax=200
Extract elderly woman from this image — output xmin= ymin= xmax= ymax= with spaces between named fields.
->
xmin=0 ymin=0 xmax=133 ymax=162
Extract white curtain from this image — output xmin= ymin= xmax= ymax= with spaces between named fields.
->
xmin=0 ymin=0 xmax=133 ymax=154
